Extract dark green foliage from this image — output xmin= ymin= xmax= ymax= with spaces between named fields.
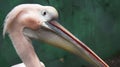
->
xmin=0 ymin=0 xmax=120 ymax=67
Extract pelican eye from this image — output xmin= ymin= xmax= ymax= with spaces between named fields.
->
xmin=42 ymin=10 xmax=47 ymax=16
xmin=43 ymin=12 xmax=46 ymax=16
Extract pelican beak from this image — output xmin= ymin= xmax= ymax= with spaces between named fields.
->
xmin=23 ymin=20 xmax=109 ymax=67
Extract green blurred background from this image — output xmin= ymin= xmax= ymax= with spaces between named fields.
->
xmin=0 ymin=0 xmax=120 ymax=67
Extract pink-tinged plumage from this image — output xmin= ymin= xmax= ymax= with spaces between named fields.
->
xmin=3 ymin=4 xmax=57 ymax=67
xmin=3 ymin=4 xmax=109 ymax=67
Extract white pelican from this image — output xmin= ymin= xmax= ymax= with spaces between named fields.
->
xmin=3 ymin=4 xmax=109 ymax=67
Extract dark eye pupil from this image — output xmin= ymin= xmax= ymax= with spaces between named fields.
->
xmin=43 ymin=12 xmax=46 ymax=16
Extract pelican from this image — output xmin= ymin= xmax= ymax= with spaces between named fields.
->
xmin=3 ymin=4 xmax=109 ymax=67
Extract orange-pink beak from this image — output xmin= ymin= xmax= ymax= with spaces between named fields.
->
xmin=24 ymin=20 xmax=109 ymax=67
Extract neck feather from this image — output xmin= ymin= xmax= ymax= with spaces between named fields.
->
xmin=9 ymin=28 xmax=43 ymax=67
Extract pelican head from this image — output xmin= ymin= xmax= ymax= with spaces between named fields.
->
xmin=3 ymin=4 xmax=109 ymax=67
